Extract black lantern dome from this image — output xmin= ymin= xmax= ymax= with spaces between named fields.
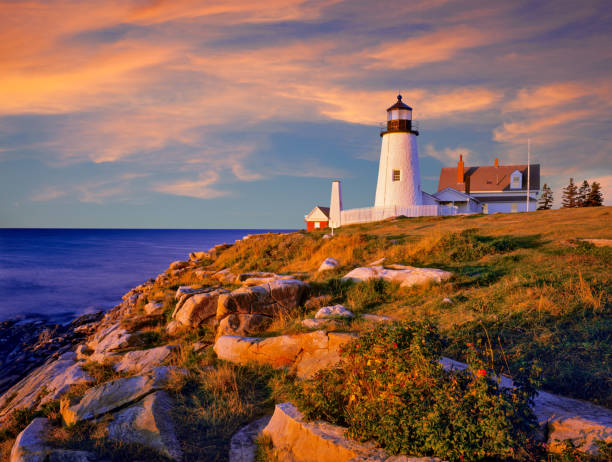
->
xmin=381 ymin=94 xmax=418 ymax=137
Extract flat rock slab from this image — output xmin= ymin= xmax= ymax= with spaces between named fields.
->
xmin=262 ymin=403 xmax=441 ymax=462
xmin=113 ymin=345 xmax=177 ymax=374
xmin=61 ymin=366 xmax=176 ymax=426
xmin=0 ymin=354 xmax=92 ymax=419
xmin=107 ymin=391 xmax=182 ymax=461
xmin=342 ymin=265 xmax=451 ymax=288
xmin=214 ymin=331 xmax=355 ymax=379
xmin=229 ymin=416 xmax=272 ymax=462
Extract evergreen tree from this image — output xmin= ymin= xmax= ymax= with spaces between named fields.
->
xmin=577 ymin=180 xmax=591 ymax=207
xmin=585 ymin=181 xmax=604 ymax=206
xmin=537 ymin=184 xmax=554 ymax=210
xmin=562 ymin=178 xmax=578 ymax=208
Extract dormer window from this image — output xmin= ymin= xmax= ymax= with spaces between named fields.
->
xmin=510 ymin=170 xmax=522 ymax=189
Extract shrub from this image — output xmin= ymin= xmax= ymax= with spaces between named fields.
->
xmin=346 ymin=278 xmax=395 ymax=311
xmin=293 ymin=322 xmax=539 ymax=461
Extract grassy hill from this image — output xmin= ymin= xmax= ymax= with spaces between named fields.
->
xmin=213 ymin=206 xmax=612 ymax=407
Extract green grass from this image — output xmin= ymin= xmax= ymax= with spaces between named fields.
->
xmin=208 ymin=207 xmax=612 ymax=407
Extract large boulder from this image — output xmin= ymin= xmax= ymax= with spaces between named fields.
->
xmin=9 ymin=418 xmax=97 ymax=462
xmin=262 ymin=403 xmax=440 ymax=462
xmin=86 ymin=323 xmax=132 ymax=362
xmin=229 ymin=416 xmax=272 ymax=462
xmin=214 ymin=331 xmax=355 ymax=379
xmin=534 ymin=391 xmax=612 ymax=454
xmin=113 ymin=345 xmax=177 ymax=374
xmin=173 ymin=288 xmax=229 ymax=328
xmin=107 ymin=391 xmax=182 ymax=461
xmin=315 ymin=305 xmax=353 ymax=319
xmin=217 ymin=279 xmax=308 ymax=322
xmin=60 ymin=366 xmax=178 ymax=426
xmin=343 ymin=265 xmax=451 ymax=288
xmin=0 ymin=353 xmax=92 ymax=420
xmin=318 ymin=257 xmax=339 ymax=272
xmin=10 ymin=417 xmax=52 ymax=462
xmin=144 ymin=301 xmax=164 ymax=316
xmin=216 ymin=314 xmax=273 ymax=338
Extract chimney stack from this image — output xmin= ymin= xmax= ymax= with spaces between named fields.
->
xmin=329 ymin=180 xmax=343 ymax=228
xmin=494 ymin=157 xmax=499 ymax=167
xmin=457 ymin=154 xmax=465 ymax=184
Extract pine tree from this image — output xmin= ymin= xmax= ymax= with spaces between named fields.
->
xmin=537 ymin=184 xmax=554 ymax=210
xmin=585 ymin=181 xmax=604 ymax=206
xmin=562 ymin=178 xmax=578 ymax=208
xmin=577 ymin=180 xmax=591 ymax=207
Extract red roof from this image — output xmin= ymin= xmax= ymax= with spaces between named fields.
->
xmin=437 ymin=164 xmax=540 ymax=193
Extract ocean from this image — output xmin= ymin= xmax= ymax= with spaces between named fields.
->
xmin=0 ymin=228 xmax=293 ymax=323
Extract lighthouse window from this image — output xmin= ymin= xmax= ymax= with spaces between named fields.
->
xmin=392 ymin=169 xmax=401 ymax=181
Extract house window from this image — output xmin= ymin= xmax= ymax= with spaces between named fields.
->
xmin=392 ymin=169 xmax=401 ymax=181
xmin=511 ymin=203 xmax=518 ymax=213
xmin=314 ymin=222 xmax=321 ymax=229
xmin=483 ymin=204 xmax=488 ymax=214
xmin=510 ymin=171 xmax=522 ymax=189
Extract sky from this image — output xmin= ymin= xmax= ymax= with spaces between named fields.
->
xmin=0 ymin=0 xmax=610 ymax=228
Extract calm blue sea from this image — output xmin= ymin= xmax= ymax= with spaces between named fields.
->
xmin=0 ymin=228 xmax=293 ymax=323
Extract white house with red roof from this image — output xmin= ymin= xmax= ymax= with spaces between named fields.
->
xmin=436 ymin=156 xmax=540 ymax=214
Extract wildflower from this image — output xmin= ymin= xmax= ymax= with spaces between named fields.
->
xmin=393 ymin=342 xmax=398 ymax=349
xmin=476 ymin=368 xmax=487 ymax=377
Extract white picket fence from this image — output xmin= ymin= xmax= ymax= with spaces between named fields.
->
xmin=339 ymin=205 xmax=443 ymax=226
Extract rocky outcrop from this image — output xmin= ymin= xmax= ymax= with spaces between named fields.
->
xmin=262 ymin=403 xmax=441 ymax=462
xmin=60 ymin=366 xmax=177 ymax=426
xmin=534 ymin=391 xmax=612 ymax=454
xmin=214 ymin=331 xmax=355 ymax=379
xmin=172 ymin=288 xmax=229 ymax=328
xmin=107 ymin=391 xmax=182 ymax=461
xmin=113 ymin=345 xmax=176 ymax=374
xmin=343 ymin=265 xmax=452 ymax=288
xmin=144 ymin=301 xmax=164 ymax=316
xmin=0 ymin=312 xmax=102 ymax=395
xmin=318 ymin=258 xmax=339 ymax=272
xmin=10 ymin=417 xmax=52 ymax=462
xmin=86 ymin=323 xmax=132 ymax=362
xmin=216 ymin=314 xmax=273 ymax=338
xmin=10 ymin=418 xmax=97 ymax=462
xmin=217 ymin=279 xmax=308 ymax=322
xmin=229 ymin=416 xmax=272 ymax=462
xmin=361 ymin=313 xmax=392 ymax=323
xmin=0 ymin=352 xmax=92 ymax=420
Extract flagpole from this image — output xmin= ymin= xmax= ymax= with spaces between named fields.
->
xmin=526 ymin=139 xmax=531 ymax=212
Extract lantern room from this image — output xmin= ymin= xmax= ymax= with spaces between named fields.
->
xmin=382 ymin=94 xmax=418 ymax=136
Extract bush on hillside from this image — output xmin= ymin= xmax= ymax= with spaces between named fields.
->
xmin=292 ymin=322 xmax=540 ymax=462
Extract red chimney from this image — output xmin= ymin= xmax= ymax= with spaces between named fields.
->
xmin=494 ymin=157 xmax=499 ymax=167
xmin=457 ymin=155 xmax=464 ymax=183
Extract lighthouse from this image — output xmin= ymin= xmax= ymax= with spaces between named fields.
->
xmin=374 ymin=94 xmax=422 ymax=208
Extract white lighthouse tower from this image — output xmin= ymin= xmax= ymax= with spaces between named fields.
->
xmin=374 ymin=94 xmax=422 ymax=208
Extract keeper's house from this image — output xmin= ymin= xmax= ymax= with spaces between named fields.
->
xmin=437 ymin=156 xmax=540 ymax=214
xmin=304 ymin=206 xmax=330 ymax=231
